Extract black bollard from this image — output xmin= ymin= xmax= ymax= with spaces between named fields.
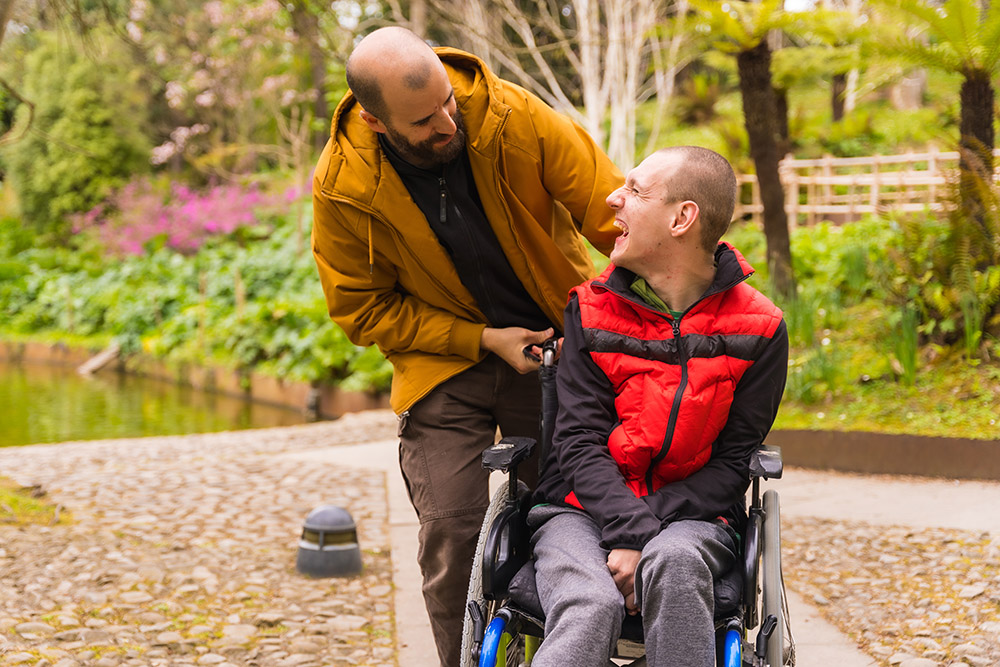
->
xmin=295 ymin=505 xmax=363 ymax=577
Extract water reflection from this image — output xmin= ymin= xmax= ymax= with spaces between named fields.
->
xmin=1 ymin=362 xmax=309 ymax=447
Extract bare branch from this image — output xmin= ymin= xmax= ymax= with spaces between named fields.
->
xmin=0 ymin=76 xmax=34 ymax=148
xmin=495 ymin=0 xmax=579 ymax=114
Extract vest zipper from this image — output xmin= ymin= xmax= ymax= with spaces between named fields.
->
xmin=646 ymin=316 xmax=687 ymax=494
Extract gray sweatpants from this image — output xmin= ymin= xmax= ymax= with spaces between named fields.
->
xmin=527 ymin=505 xmax=737 ymax=667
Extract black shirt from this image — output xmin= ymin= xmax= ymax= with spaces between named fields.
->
xmin=379 ymin=134 xmax=551 ymax=331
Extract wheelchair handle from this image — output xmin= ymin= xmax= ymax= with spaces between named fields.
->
xmin=541 ymin=338 xmax=558 ymax=367
xmin=754 ymin=614 xmax=777 ymax=662
xmin=522 ymin=337 xmax=559 ymax=365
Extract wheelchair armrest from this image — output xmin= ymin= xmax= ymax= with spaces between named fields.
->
xmin=482 ymin=492 xmax=532 ymax=600
xmin=482 ymin=437 xmax=536 ymax=473
xmin=750 ymin=445 xmax=783 ymax=480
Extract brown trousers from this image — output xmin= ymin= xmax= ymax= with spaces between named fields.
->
xmin=398 ymin=355 xmax=541 ymax=667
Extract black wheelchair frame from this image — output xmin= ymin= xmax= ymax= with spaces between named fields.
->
xmin=460 ymin=341 xmax=795 ymax=667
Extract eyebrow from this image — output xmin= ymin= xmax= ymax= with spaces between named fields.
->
xmin=412 ymin=90 xmax=455 ymax=126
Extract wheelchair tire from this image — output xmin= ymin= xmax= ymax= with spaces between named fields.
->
xmin=460 ymin=478 xmax=529 ymax=667
xmin=762 ymin=489 xmax=792 ymax=666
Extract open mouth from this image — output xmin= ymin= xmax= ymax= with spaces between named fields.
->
xmin=614 ymin=219 xmax=629 ymax=239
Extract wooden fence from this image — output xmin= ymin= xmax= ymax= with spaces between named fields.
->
xmin=735 ymin=148 xmax=1000 ymax=227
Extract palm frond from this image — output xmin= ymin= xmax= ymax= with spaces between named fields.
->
xmin=888 ymin=35 xmax=964 ymax=71
xmin=880 ymin=0 xmax=997 ymax=68
xmin=978 ymin=2 xmax=1000 ymax=71
xmin=689 ymin=0 xmax=792 ymax=51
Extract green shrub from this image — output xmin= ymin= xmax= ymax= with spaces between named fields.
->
xmin=674 ymin=72 xmax=724 ymax=125
xmin=1 ymin=31 xmax=152 ymax=238
xmin=877 ymin=209 xmax=1000 ymax=353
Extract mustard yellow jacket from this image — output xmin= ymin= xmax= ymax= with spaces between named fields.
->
xmin=311 ymin=47 xmax=623 ymax=413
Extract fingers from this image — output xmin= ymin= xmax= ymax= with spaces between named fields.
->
xmin=529 ymin=327 xmax=555 ymax=344
xmin=617 ymin=577 xmax=638 ymax=615
xmin=624 ymin=591 xmax=639 ymax=615
xmin=518 ymin=328 xmax=555 ymax=373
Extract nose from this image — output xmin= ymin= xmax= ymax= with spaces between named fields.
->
xmin=607 ymin=187 xmax=623 ymax=210
xmin=435 ymin=109 xmax=457 ymax=136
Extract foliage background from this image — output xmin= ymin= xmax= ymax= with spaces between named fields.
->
xmin=1 ymin=0 xmax=999 ymax=439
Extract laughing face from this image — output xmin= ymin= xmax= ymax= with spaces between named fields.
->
xmin=606 ymin=152 xmax=684 ymax=273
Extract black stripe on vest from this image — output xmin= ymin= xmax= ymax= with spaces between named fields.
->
xmin=583 ymin=328 xmax=771 ymax=363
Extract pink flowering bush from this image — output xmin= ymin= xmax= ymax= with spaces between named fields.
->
xmin=75 ymin=178 xmax=281 ymax=256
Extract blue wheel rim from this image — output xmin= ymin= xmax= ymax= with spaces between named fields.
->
xmin=724 ymin=628 xmax=742 ymax=667
xmin=478 ymin=615 xmax=508 ymax=667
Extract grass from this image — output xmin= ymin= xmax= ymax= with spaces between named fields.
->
xmin=776 ymin=354 xmax=1000 ymax=440
xmin=0 ymin=476 xmax=71 ymax=526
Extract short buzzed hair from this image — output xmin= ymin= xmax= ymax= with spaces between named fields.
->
xmin=658 ymin=146 xmax=738 ymax=249
xmin=345 ymin=27 xmax=437 ymax=124
xmin=345 ymin=59 xmax=389 ymax=121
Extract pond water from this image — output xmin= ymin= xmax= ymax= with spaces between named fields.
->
xmin=1 ymin=361 xmax=309 ymax=448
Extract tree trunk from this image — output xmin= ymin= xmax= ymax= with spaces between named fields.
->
xmin=845 ymin=68 xmax=858 ymax=113
xmin=737 ymin=41 xmax=795 ymax=296
xmin=0 ymin=0 xmax=14 ymax=48
xmin=960 ymin=69 xmax=994 ymax=176
xmin=832 ymin=72 xmax=846 ymax=122
xmin=774 ymin=85 xmax=791 ymax=157
xmin=289 ymin=1 xmax=329 ymax=153
xmin=410 ymin=0 xmax=427 ymax=38
xmin=959 ymin=69 xmax=996 ymax=259
xmin=575 ymin=0 xmax=605 ymax=147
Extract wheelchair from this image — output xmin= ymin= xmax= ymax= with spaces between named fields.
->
xmin=460 ymin=342 xmax=795 ymax=667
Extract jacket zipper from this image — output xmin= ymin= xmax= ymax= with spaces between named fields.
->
xmin=438 ymin=177 xmax=447 ymax=224
xmin=592 ymin=273 xmax=753 ymax=496
xmin=439 ymin=171 xmax=498 ymax=318
xmin=646 ymin=315 xmax=687 ymax=494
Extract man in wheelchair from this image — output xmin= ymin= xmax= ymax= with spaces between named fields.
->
xmin=526 ymin=146 xmax=789 ymax=667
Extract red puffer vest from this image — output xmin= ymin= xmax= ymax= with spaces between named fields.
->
xmin=572 ymin=244 xmax=783 ymax=500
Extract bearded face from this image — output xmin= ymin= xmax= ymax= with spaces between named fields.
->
xmin=383 ymin=107 xmax=468 ymax=168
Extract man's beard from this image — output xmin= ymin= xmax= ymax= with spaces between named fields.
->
xmin=384 ymin=109 xmax=467 ymax=168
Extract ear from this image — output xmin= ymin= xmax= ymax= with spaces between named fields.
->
xmin=359 ymin=109 xmax=387 ymax=134
xmin=669 ymin=201 xmax=700 ymax=238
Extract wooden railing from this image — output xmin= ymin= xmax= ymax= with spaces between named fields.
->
xmin=735 ymin=148 xmax=1000 ymax=226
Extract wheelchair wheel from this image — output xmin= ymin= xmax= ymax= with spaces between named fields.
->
xmin=461 ymin=478 xmax=528 ymax=667
xmin=762 ymin=489 xmax=794 ymax=666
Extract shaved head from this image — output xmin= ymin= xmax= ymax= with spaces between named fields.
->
xmin=654 ymin=146 xmax=737 ymax=248
xmin=346 ymin=27 xmax=442 ymax=123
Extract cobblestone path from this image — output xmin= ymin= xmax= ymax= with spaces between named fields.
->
xmin=0 ymin=412 xmax=399 ymax=667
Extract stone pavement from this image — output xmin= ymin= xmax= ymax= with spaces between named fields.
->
xmin=2 ymin=412 xmax=999 ymax=667
xmin=0 ymin=414 xmax=400 ymax=667
xmin=281 ymin=423 xmax=1000 ymax=667
xmin=777 ymin=470 xmax=1000 ymax=667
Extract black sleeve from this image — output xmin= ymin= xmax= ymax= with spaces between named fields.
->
xmin=641 ymin=319 xmax=789 ymax=523
xmin=552 ymin=295 xmax=663 ymax=550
